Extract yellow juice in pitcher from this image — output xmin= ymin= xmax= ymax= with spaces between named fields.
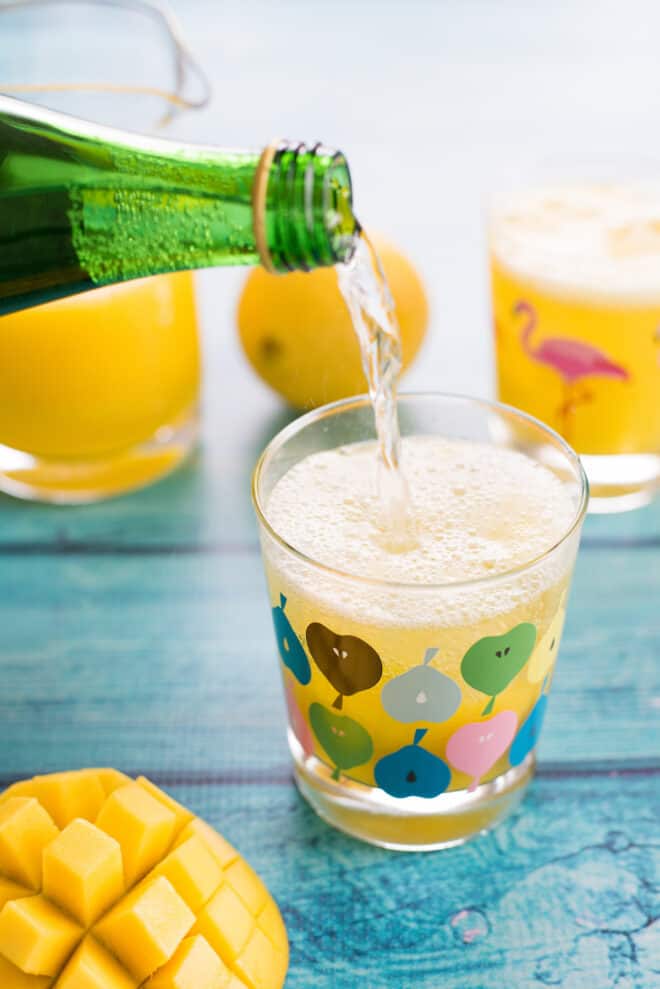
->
xmin=0 ymin=272 xmax=200 ymax=500
xmin=261 ymin=435 xmax=578 ymax=847
xmin=490 ymin=185 xmax=660 ymax=507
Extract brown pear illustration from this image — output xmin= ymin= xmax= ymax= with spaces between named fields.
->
xmin=306 ymin=623 xmax=383 ymax=709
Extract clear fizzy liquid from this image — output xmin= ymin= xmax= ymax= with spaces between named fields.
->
xmin=337 ymin=232 xmax=415 ymax=549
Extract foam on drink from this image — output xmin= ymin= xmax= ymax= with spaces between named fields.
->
xmin=490 ymin=183 xmax=660 ymax=302
xmin=264 ymin=436 xmax=577 ymax=627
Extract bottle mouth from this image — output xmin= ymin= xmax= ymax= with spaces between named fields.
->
xmin=253 ymin=139 xmax=359 ymax=273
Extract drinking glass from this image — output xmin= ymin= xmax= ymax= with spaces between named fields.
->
xmin=253 ymin=394 xmax=588 ymax=850
xmin=489 ymin=173 xmax=660 ymax=513
xmin=0 ymin=0 xmax=210 ymax=502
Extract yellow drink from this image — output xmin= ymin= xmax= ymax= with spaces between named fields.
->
xmin=490 ymin=185 xmax=660 ymax=509
xmin=257 ymin=418 xmax=585 ymax=849
xmin=0 ymin=272 xmax=200 ymax=501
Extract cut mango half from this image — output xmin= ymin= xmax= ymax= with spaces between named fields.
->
xmin=0 ymin=770 xmax=288 ymax=989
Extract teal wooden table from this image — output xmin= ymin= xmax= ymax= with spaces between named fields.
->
xmin=3 ymin=1 xmax=660 ymax=985
xmin=2 ymin=414 xmax=659 ymax=988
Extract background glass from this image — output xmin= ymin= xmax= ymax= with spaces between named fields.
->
xmin=253 ymin=394 xmax=588 ymax=851
xmin=489 ymin=161 xmax=660 ymax=514
xmin=0 ymin=0 xmax=210 ymax=502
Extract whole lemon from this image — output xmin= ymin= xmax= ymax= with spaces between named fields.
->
xmin=237 ymin=236 xmax=429 ymax=408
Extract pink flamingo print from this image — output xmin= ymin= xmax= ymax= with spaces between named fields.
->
xmin=514 ymin=300 xmax=630 ymax=436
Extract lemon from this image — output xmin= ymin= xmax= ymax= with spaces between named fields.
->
xmin=237 ymin=236 xmax=429 ymax=408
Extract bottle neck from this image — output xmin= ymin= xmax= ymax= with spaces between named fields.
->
xmin=255 ymin=140 xmax=359 ymax=273
xmin=0 ymin=96 xmax=360 ymax=314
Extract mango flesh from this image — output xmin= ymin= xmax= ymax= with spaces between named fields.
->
xmin=42 ymin=819 xmax=124 ymax=927
xmin=146 ymin=934 xmax=233 ymax=989
xmin=0 ymin=770 xmax=288 ymax=989
xmin=57 ymin=936 xmax=138 ymax=989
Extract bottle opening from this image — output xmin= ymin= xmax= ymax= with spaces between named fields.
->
xmin=254 ymin=140 xmax=359 ymax=273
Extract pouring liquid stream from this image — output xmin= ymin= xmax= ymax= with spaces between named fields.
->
xmin=337 ymin=232 xmax=417 ymax=551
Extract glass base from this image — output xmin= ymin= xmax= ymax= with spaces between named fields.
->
xmin=0 ymin=406 xmax=199 ymax=504
xmin=291 ymin=733 xmax=534 ymax=851
xmin=581 ymin=452 xmax=660 ymax=513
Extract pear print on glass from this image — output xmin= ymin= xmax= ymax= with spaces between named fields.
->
xmin=461 ymin=623 xmax=536 ymax=715
xmin=309 ymin=703 xmax=373 ymax=781
xmin=306 ymin=623 xmax=382 ymax=709
xmin=375 ymin=728 xmax=451 ymax=799
xmin=528 ymin=599 xmax=566 ymax=684
xmin=446 ymin=711 xmax=518 ymax=792
xmin=381 ymin=647 xmax=461 ymax=724
xmin=272 ymin=593 xmax=311 ymax=685
xmin=510 ymin=683 xmax=549 ymax=767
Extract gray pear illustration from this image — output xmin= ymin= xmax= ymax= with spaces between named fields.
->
xmin=381 ymin=648 xmax=461 ymax=724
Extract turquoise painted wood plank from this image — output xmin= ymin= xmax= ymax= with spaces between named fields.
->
xmin=149 ymin=777 xmax=660 ymax=988
xmin=1 ymin=538 xmax=658 ymax=777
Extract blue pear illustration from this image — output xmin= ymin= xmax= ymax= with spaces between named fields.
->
xmin=509 ymin=689 xmax=548 ymax=767
xmin=381 ymin=647 xmax=461 ymax=724
xmin=272 ymin=593 xmax=311 ymax=685
xmin=374 ymin=728 xmax=451 ymax=799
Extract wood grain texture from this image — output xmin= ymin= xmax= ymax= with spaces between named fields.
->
xmin=2 ymin=1 xmax=660 ymax=985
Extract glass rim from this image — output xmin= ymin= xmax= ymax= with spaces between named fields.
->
xmin=252 ymin=391 xmax=589 ymax=593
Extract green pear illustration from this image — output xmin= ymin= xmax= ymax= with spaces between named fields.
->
xmin=461 ymin=623 xmax=536 ymax=715
xmin=306 ymin=623 xmax=382 ymax=709
xmin=381 ymin=647 xmax=461 ymax=724
xmin=309 ymin=702 xmax=373 ymax=781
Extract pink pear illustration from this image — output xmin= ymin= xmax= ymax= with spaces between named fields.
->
xmin=285 ymin=680 xmax=314 ymax=758
xmin=446 ymin=710 xmax=518 ymax=792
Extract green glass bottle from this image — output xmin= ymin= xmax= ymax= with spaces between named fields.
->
xmin=0 ymin=95 xmax=358 ymax=315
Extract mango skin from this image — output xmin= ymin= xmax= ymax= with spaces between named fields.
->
xmin=0 ymin=770 xmax=288 ymax=989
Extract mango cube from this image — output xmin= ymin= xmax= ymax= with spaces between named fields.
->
xmin=0 ymin=894 xmax=81 ymax=976
xmin=94 ymin=876 xmax=194 ymax=982
xmin=224 ymin=858 xmax=268 ymax=915
xmin=96 ymin=783 xmax=176 ymax=887
xmin=194 ymin=884 xmax=253 ymax=966
xmin=146 ymin=935 xmax=232 ymax=989
xmin=0 ymin=781 xmax=35 ymax=805
xmin=257 ymin=897 xmax=288 ymax=952
xmin=0 ymin=771 xmax=287 ymax=989
xmin=42 ymin=818 xmax=124 ymax=926
xmin=56 ymin=936 xmax=138 ymax=989
xmin=235 ymin=927 xmax=286 ymax=989
xmin=29 ymin=772 xmax=106 ymax=830
xmin=0 ymin=877 xmax=32 ymax=911
xmin=0 ymin=799 xmax=58 ymax=890
xmin=174 ymin=818 xmax=239 ymax=870
xmin=136 ymin=778 xmax=194 ymax=834
xmin=94 ymin=769 xmax=132 ymax=796
xmin=148 ymin=837 xmax=223 ymax=914
xmin=0 ymin=954 xmax=52 ymax=989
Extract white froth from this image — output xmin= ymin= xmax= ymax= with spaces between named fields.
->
xmin=490 ymin=183 xmax=660 ymax=302
xmin=265 ymin=436 xmax=576 ymax=587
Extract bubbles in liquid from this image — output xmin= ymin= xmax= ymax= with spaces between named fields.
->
xmin=266 ymin=435 xmax=576 ymax=587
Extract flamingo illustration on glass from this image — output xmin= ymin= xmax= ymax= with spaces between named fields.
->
xmin=490 ymin=182 xmax=660 ymax=508
xmin=513 ymin=300 xmax=629 ymax=436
